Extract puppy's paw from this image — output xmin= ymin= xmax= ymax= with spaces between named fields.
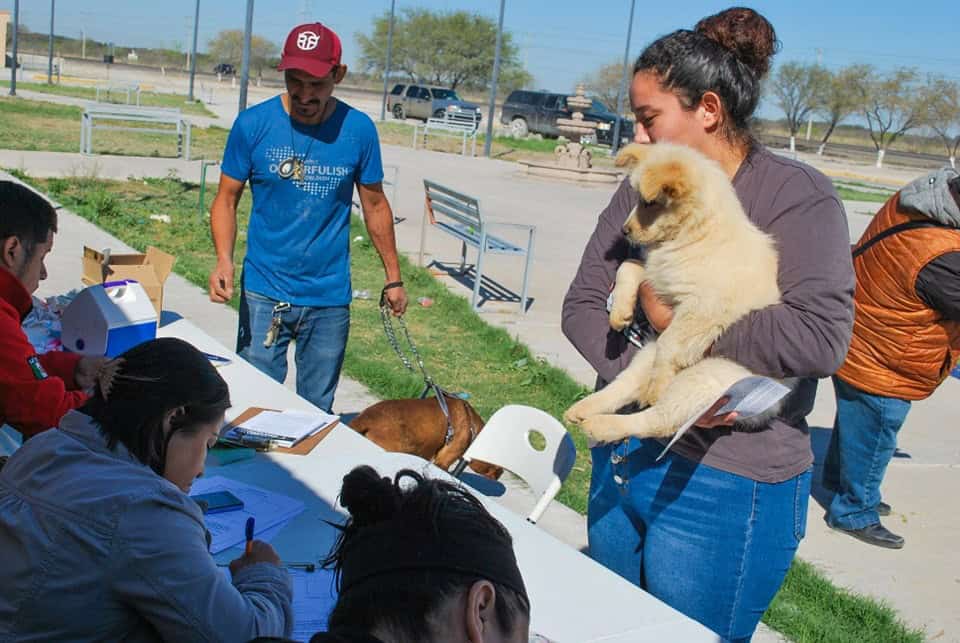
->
xmin=580 ymin=416 xmax=629 ymax=443
xmin=564 ymin=397 xmax=602 ymax=425
xmin=609 ymin=302 xmax=635 ymax=331
xmin=614 ymin=143 xmax=649 ymax=168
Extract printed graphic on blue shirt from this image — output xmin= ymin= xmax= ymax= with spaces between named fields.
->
xmin=221 ymin=96 xmax=384 ymax=307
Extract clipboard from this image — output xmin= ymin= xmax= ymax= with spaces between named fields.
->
xmin=221 ymin=407 xmax=339 ymax=456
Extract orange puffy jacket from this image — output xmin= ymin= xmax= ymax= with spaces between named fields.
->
xmin=837 ymin=193 xmax=960 ymax=400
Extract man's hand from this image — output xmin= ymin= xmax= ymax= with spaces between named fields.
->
xmin=74 ymin=356 xmax=109 ymax=393
xmin=694 ymin=397 xmax=738 ymax=428
xmin=638 ymin=281 xmax=674 ymax=333
xmin=208 ymin=259 xmax=235 ymax=303
xmin=383 ymin=284 xmax=408 ymax=316
xmin=228 ymin=540 xmax=282 ymax=575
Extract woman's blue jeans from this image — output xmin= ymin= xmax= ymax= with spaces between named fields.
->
xmin=237 ymin=288 xmax=350 ymax=413
xmin=588 ymin=437 xmax=811 ymax=642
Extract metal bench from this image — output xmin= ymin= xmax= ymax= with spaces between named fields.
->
xmin=80 ymin=104 xmax=192 ymax=159
xmin=95 ymin=83 xmax=142 ymax=106
xmin=418 ymin=180 xmax=535 ymax=312
xmin=413 ymin=113 xmax=480 ymax=157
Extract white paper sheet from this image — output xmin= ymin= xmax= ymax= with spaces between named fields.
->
xmin=190 ymin=476 xmax=305 ymax=553
xmin=225 ymin=409 xmax=339 ymax=444
xmin=290 ymin=568 xmax=339 ymax=641
xmin=656 ymin=376 xmax=791 ymax=461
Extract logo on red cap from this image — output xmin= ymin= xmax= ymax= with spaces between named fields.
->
xmin=296 ymin=31 xmax=321 ymax=51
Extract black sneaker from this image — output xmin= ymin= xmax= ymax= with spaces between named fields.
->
xmin=830 ymin=522 xmax=904 ymax=549
xmin=878 ymin=501 xmax=891 ymax=517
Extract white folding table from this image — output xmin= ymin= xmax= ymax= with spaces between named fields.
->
xmin=161 ymin=317 xmax=719 ymax=643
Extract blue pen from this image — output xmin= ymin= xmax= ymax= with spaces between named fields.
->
xmin=245 ymin=516 xmax=255 ymax=555
xmin=202 ymin=352 xmax=232 ymax=365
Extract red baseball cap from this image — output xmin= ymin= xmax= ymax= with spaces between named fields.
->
xmin=277 ymin=23 xmax=342 ymax=78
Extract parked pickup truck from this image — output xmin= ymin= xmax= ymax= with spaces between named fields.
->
xmin=387 ymin=83 xmax=482 ymax=128
xmin=500 ymin=89 xmax=634 ymax=147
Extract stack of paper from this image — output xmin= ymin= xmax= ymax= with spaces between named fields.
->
xmin=223 ymin=410 xmax=339 ymax=447
xmin=190 ymin=476 xmax=305 ymax=553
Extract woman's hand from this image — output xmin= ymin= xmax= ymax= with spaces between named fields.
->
xmin=694 ymin=397 xmax=738 ymax=428
xmin=228 ymin=540 xmax=281 ymax=575
xmin=638 ymin=281 xmax=674 ymax=333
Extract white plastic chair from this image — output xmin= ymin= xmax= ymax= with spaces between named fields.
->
xmin=456 ymin=405 xmax=577 ymax=524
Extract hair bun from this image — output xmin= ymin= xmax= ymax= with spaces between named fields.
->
xmin=339 ymin=465 xmax=400 ymax=526
xmin=695 ymin=7 xmax=779 ymax=77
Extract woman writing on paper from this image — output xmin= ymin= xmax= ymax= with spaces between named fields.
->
xmin=0 ymin=338 xmax=293 ymax=641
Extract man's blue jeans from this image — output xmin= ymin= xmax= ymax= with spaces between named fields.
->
xmin=822 ymin=376 xmax=911 ymax=530
xmin=588 ymin=437 xmax=811 ymax=642
xmin=237 ymin=288 xmax=349 ymax=413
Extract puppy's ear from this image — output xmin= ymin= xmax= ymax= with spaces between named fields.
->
xmin=640 ymin=160 xmax=692 ymax=204
xmin=615 ymin=143 xmax=648 ymax=168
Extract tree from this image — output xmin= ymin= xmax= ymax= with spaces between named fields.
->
xmin=578 ymin=60 xmax=626 ymax=113
xmin=815 ymin=64 xmax=872 ymax=155
xmin=207 ymin=30 xmax=278 ymax=79
xmin=923 ymin=76 xmax=960 ymax=169
xmin=768 ymin=61 xmax=830 ymax=153
xmin=858 ymin=68 xmax=929 ymax=168
xmin=356 ymin=8 xmax=531 ymax=92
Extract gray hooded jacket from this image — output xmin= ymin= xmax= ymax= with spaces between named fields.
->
xmin=0 ymin=411 xmax=293 ymax=642
xmin=899 ymin=167 xmax=960 ymax=321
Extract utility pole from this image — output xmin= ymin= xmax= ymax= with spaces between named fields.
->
xmin=81 ymin=28 xmax=86 ymax=59
xmin=238 ymin=0 xmax=254 ymax=112
xmin=47 ymin=0 xmax=55 ymax=85
xmin=483 ymin=0 xmax=506 ymax=158
xmin=806 ymin=48 xmax=823 ymax=141
xmin=379 ymin=0 xmax=397 ymax=121
xmin=299 ymin=0 xmax=312 ymax=23
xmin=611 ymin=0 xmax=637 ymax=155
xmin=188 ymin=0 xmax=200 ymax=102
xmin=9 ymin=0 xmax=18 ymax=95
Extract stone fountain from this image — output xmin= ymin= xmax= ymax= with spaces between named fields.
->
xmin=519 ymin=84 xmax=622 ymax=183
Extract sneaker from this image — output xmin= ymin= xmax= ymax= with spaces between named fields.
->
xmin=830 ymin=522 xmax=904 ymax=549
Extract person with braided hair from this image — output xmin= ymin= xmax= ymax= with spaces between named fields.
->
xmin=562 ymin=7 xmax=854 ymax=640
xmin=307 ymin=465 xmax=530 ymax=643
xmin=0 ymin=338 xmax=293 ymax=641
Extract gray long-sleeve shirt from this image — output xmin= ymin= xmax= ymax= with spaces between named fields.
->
xmin=0 ymin=411 xmax=294 ymax=642
xmin=562 ymin=145 xmax=855 ymax=482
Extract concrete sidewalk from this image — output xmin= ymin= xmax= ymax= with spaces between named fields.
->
xmin=4 ymin=141 xmax=956 ymax=640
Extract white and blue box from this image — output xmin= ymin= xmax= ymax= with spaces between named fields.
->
xmin=60 ymin=280 xmax=158 ymax=357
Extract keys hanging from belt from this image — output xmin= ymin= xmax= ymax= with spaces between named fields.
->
xmin=263 ymin=302 xmax=291 ymax=348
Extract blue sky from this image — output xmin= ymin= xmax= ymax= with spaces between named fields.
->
xmin=5 ymin=0 xmax=959 ymax=114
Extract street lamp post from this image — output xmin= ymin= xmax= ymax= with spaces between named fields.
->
xmin=483 ymin=0 xmax=506 ymax=158
xmin=9 ymin=0 xmax=18 ymax=95
xmin=238 ymin=0 xmax=254 ymax=111
xmin=379 ymin=0 xmax=397 ymax=122
xmin=188 ymin=0 xmax=200 ymax=102
xmin=610 ymin=0 xmax=637 ymax=155
xmin=47 ymin=0 xmax=55 ymax=85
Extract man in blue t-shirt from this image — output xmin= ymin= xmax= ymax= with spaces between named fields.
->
xmin=208 ymin=22 xmax=407 ymax=412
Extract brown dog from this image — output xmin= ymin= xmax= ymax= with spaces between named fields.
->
xmin=349 ymin=396 xmax=503 ymax=479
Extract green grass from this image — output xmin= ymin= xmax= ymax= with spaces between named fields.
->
xmin=766 ymin=559 xmax=924 ymax=642
xmin=0 ymin=95 xmax=228 ymax=160
xmin=0 ymin=80 xmax=216 ymax=117
xmin=12 ymin=171 xmax=929 ymax=643
xmin=834 ymin=185 xmax=894 ymax=203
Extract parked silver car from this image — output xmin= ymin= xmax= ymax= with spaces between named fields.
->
xmin=387 ymin=83 xmax=482 ymax=127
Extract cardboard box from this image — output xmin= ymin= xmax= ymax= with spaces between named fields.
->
xmin=82 ymin=246 xmax=176 ymax=316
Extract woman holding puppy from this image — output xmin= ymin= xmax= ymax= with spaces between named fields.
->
xmin=562 ymin=7 xmax=854 ymax=641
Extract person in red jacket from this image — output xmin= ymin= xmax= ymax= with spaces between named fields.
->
xmin=0 ymin=181 xmax=105 ymax=438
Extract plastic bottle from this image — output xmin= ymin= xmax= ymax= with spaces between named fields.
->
xmin=352 ymin=289 xmax=371 ymax=300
